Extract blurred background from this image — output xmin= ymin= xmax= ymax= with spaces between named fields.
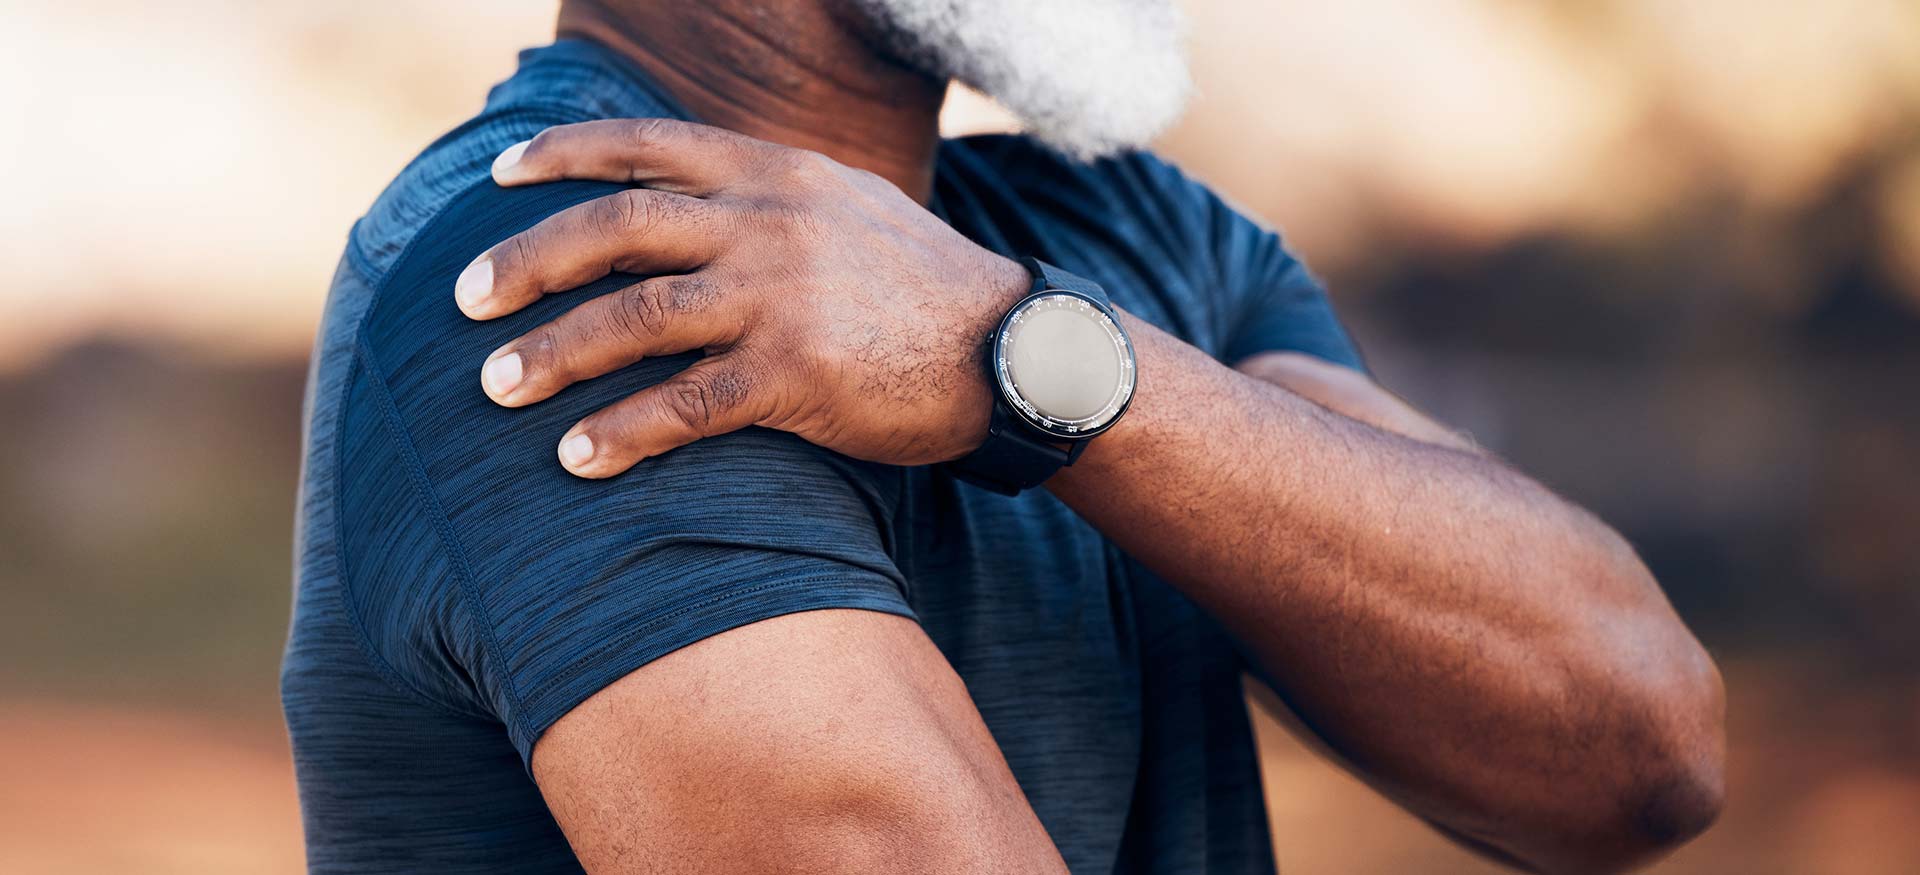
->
xmin=2 ymin=0 xmax=1916 ymax=872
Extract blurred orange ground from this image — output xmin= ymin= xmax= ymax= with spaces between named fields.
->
xmin=0 ymin=703 xmax=301 ymax=875
xmin=3 ymin=662 xmax=1915 ymax=874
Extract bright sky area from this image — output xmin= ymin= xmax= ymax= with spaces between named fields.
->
xmin=1 ymin=0 xmax=1916 ymax=372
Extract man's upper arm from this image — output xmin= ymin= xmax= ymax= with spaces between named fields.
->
xmin=533 ymin=608 xmax=1065 ymax=874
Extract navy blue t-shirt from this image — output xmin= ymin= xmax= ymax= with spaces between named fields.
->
xmin=282 ymin=39 xmax=1362 ymax=874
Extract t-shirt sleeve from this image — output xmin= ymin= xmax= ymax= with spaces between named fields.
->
xmin=349 ymin=180 xmax=914 ymax=764
xmin=1215 ymin=210 xmax=1366 ymax=370
xmin=1140 ymin=155 xmax=1366 ymax=370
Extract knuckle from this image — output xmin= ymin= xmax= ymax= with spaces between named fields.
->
xmin=668 ymin=367 xmax=753 ymax=432
xmin=797 ymin=150 xmax=840 ymax=177
xmin=537 ymin=318 xmax=597 ymax=378
xmin=667 ymin=377 xmax=719 ymax=430
xmin=597 ymin=189 xmax=658 ymax=242
xmin=624 ymin=117 xmax=673 ymax=150
xmin=613 ymin=281 xmax=673 ymax=338
xmin=501 ymin=233 xmax=541 ymax=277
xmin=773 ymin=148 xmax=837 ymax=183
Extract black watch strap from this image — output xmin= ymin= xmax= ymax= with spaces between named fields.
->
xmin=948 ymin=404 xmax=1090 ymax=496
xmin=1021 ymin=256 xmax=1108 ymax=304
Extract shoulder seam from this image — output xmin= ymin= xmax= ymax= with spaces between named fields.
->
xmin=354 ymin=328 xmax=530 ymax=728
xmin=326 ymin=336 xmax=478 ymax=717
xmin=348 ymin=181 xmax=536 ymax=726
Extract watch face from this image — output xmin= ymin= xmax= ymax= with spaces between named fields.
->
xmin=993 ymin=290 xmax=1136 ymax=439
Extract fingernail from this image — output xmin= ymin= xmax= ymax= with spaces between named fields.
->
xmin=455 ymin=257 xmax=493 ymax=312
xmin=559 ymin=433 xmax=595 ymax=468
xmin=482 ymin=352 xmax=523 ymax=399
xmin=492 ymin=140 xmax=531 ymax=183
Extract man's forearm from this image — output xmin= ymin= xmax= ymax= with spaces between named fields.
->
xmin=1049 ymin=314 xmax=1725 ymax=873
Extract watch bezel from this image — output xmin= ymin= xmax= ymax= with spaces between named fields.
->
xmin=989 ymin=288 xmax=1137 ymax=441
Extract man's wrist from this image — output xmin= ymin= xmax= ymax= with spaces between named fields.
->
xmin=952 ymin=253 xmax=1037 ymax=454
xmin=973 ymin=254 xmax=1034 ymax=333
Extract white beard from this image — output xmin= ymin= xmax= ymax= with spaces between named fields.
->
xmin=850 ymin=0 xmax=1193 ymax=161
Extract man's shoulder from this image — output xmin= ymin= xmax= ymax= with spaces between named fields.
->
xmin=349 ymin=42 xmax=684 ymax=284
xmin=308 ymin=57 xmax=678 ymax=717
xmin=339 ymin=70 xmax=663 ymax=412
xmin=334 ymin=119 xmax=636 ymax=502
xmin=325 ymin=174 xmax=913 ymax=752
xmin=350 ymin=122 xmax=605 ymax=291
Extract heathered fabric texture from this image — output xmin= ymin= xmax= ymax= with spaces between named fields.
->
xmin=281 ymin=38 xmax=1363 ymax=875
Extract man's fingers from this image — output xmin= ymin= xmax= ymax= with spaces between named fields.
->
xmin=481 ymin=274 xmax=742 ymax=407
xmin=456 ymin=187 xmax=724 ymax=320
xmin=490 ymin=118 xmax=764 ymax=194
xmin=557 ymin=355 xmax=768 ymax=478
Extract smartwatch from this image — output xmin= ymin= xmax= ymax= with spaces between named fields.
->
xmin=945 ymin=257 xmax=1137 ymax=495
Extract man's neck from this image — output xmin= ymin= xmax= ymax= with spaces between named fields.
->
xmin=557 ymin=0 xmax=948 ymax=202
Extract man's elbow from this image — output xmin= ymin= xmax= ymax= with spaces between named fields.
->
xmin=1624 ymin=750 xmax=1725 ymax=860
xmin=1571 ymin=546 xmax=1729 ymax=868
xmin=1620 ymin=645 xmax=1727 ymax=859
xmin=1544 ymin=734 xmax=1724 ymax=875
xmin=1542 ymin=641 xmax=1728 ymax=874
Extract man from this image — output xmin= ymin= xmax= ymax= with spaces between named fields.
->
xmin=281 ymin=0 xmax=1725 ymax=872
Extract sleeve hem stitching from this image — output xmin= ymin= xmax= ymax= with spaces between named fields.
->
xmin=506 ymin=571 xmax=916 ymax=758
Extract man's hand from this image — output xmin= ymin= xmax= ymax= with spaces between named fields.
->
xmin=455 ymin=118 xmax=1029 ymax=477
